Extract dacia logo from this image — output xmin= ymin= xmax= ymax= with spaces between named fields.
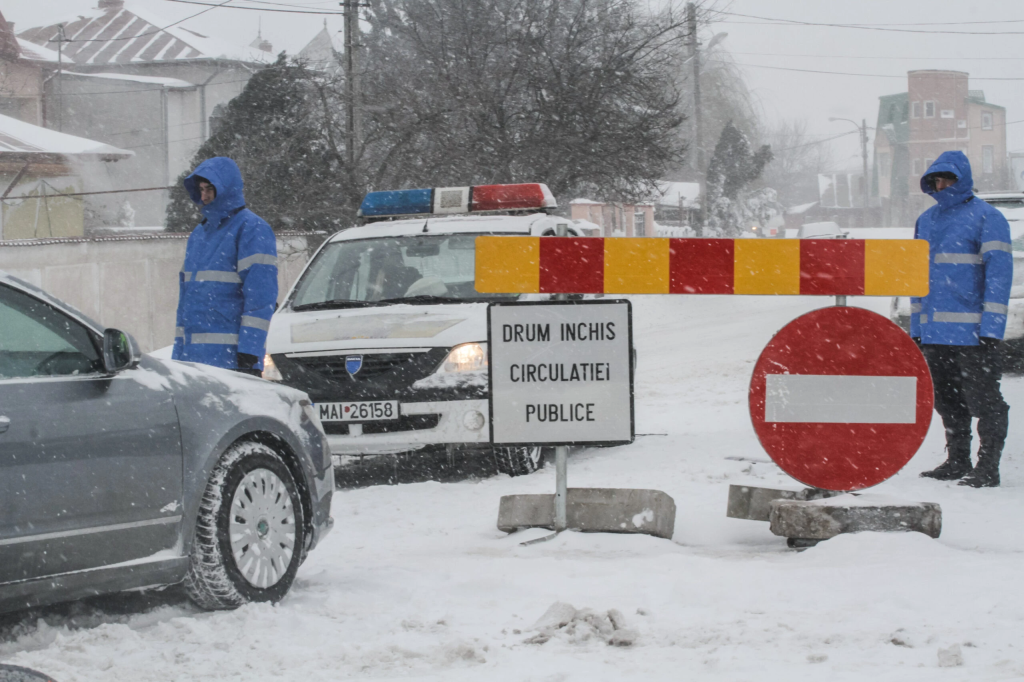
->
xmin=345 ymin=355 xmax=363 ymax=377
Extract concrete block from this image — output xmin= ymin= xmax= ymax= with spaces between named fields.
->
xmin=769 ymin=493 xmax=942 ymax=541
xmin=498 ymin=488 xmax=675 ymax=539
xmin=726 ymin=484 xmax=842 ymax=522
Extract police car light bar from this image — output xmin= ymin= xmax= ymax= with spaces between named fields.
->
xmin=358 ymin=183 xmax=556 ymax=218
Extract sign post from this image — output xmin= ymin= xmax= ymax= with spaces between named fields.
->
xmin=488 ymin=298 xmax=661 ymax=541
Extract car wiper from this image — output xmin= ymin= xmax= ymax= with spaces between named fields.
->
xmin=291 ymin=299 xmax=379 ymax=312
xmin=377 ymin=295 xmax=461 ymax=304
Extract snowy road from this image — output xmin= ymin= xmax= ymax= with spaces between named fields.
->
xmin=3 ymin=295 xmax=1024 ymax=681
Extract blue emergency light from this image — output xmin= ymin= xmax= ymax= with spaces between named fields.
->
xmin=357 ymin=183 xmax=556 ymax=219
xmin=358 ymin=188 xmax=434 ymax=217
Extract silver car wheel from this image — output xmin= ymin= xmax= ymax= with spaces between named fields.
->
xmin=229 ymin=468 xmax=296 ymax=589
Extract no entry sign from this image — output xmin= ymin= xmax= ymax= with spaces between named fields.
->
xmin=749 ymin=306 xmax=933 ymax=491
xmin=488 ymin=300 xmax=634 ymax=446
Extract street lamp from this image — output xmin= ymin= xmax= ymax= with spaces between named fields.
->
xmin=829 ymin=117 xmax=871 ymax=227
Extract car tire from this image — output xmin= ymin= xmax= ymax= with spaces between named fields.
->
xmin=185 ymin=441 xmax=306 ymax=610
xmin=493 ymin=446 xmax=544 ymax=477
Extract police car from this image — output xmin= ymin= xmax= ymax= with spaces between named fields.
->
xmin=263 ymin=183 xmax=582 ymax=476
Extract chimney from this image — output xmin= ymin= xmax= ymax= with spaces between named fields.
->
xmin=98 ymin=0 xmax=125 ymax=10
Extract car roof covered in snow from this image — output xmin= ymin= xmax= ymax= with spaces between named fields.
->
xmin=329 ymin=213 xmax=566 ymax=243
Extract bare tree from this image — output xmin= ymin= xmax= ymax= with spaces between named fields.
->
xmin=759 ymin=119 xmax=837 ymax=207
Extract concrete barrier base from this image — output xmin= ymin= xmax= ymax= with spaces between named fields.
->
xmin=498 ymin=488 xmax=676 ymax=540
xmin=769 ymin=493 xmax=942 ymax=543
xmin=726 ymin=484 xmax=842 ymax=522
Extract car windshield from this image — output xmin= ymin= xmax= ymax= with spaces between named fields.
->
xmin=290 ymin=233 xmax=518 ymax=310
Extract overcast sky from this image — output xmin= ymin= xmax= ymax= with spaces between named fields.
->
xmin=7 ymin=0 xmax=1024 ymax=170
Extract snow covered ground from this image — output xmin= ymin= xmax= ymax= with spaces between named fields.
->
xmin=3 ymin=294 xmax=1024 ymax=681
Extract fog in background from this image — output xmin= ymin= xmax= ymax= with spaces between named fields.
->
xmin=9 ymin=0 xmax=1024 ymax=175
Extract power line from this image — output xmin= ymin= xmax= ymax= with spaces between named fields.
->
xmin=164 ymin=0 xmax=345 ymax=14
xmin=727 ymin=50 xmax=1024 ymax=62
xmin=1 ymin=186 xmax=176 ymax=202
xmin=717 ymin=11 xmax=1024 ymax=35
xmin=718 ymin=59 xmax=1024 ymax=81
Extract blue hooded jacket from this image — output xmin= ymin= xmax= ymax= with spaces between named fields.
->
xmin=910 ymin=151 xmax=1012 ymax=345
xmin=172 ymin=157 xmax=277 ymax=370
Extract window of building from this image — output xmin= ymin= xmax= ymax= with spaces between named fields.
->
xmin=983 ymin=146 xmax=994 ymax=174
xmin=911 ymin=101 xmax=921 ymax=118
xmin=924 ymin=158 xmax=934 ymax=172
xmin=940 ymin=109 xmax=954 ymax=119
xmin=924 ymin=101 xmax=936 ymax=118
xmin=912 ymin=159 xmax=922 ymax=176
xmin=982 ymin=112 xmax=993 ymax=130
xmin=878 ymin=152 xmax=890 ymax=178
xmin=958 ymin=120 xmax=967 ymax=129
xmin=634 ymin=211 xmax=646 ymax=237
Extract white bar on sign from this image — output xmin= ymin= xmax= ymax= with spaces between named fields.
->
xmin=765 ymin=374 xmax=917 ymax=424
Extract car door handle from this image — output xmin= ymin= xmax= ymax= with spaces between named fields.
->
xmin=0 ymin=416 xmax=9 ymax=434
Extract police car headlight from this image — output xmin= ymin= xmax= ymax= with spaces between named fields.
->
xmin=440 ymin=342 xmax=488 ymax=373
xmin=263 ymin=353 xmax=283 ymax=381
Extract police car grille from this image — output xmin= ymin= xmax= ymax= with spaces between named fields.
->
xmin=293 ymin=353 xmax=425 ymax=381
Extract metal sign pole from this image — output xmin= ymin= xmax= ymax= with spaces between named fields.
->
xmin=553 ymin=221 xmax=569 ymax=531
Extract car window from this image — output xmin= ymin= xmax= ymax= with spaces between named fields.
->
xmin=290 ymin=234 xmax=519 ymax=307
xmin=0 ymin=284 xmax=103 ymax=379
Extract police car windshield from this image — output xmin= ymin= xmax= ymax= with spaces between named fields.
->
xmin=290 ymin=234 xmax=518 ymax=310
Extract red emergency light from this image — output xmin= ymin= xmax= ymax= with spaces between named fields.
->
xmin=470 ymin=183 xmax=557 ymax=212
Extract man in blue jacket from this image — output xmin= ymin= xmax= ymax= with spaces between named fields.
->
xmin=912 ymin=151 xmax=1011 ymax=487
xmin=173 ymin=157 xmax=277 ymax=376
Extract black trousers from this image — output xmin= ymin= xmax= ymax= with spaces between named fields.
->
xmin=921 ymin=343 xmax=1009 ymax=452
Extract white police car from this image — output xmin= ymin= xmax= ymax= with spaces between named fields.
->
xmin=264 ymin=183 xmax=580 ymax=475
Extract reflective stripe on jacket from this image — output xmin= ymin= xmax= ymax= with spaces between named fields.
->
xmin=172 ymin=157 xmax=277 ymax=370
xmin=910 ymin=151 xmax=1013 ymax=346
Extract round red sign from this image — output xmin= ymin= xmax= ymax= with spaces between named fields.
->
xmin=749 ymin=306 xmax=933 ymax=491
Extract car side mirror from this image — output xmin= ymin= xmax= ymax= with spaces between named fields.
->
xmin=103 ymin=328 xmax=141 ymax=373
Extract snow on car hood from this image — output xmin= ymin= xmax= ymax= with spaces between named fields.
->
xmin=267 ymin=302 xmax=490 ymax=353
xmin=133 ymin=353 xmax=308 ymax=423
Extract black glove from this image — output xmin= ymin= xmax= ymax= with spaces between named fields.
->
xmin=236 ymin=352 xmax=262 ymax=376
xmin=980 ymin=337 xmax=1001 ymax=350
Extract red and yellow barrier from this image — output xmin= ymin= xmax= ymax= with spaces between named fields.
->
xmin=475 ymin=237 xmax=929 ymax=296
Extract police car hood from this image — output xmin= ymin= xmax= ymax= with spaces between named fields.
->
xmin=267 ymin=302 xmax=491 ymax=353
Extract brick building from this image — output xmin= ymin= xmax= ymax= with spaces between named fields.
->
xmin=875 ymin=70 xmax=1008 ymax=227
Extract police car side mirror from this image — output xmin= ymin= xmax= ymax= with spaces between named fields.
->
xmin=103 ymin=328 xmax=141 ymax=373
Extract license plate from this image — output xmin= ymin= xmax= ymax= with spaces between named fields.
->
xmin=317 ymin=401 xmax=399 ymax=422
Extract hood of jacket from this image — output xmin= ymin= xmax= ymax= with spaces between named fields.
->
xmin=920 ymin=150 xmax=974 ymax=210
xmin=184 ymin=157 xmax=246 ymax=227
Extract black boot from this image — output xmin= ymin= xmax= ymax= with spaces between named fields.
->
xmin=959 ymin=447 xmax=1001 ymax=488
xmin=921 ymin=442 xmax=973 ymax=480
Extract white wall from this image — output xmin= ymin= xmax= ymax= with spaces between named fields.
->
xmin=0 ymin=233 xmax=316 ymax=352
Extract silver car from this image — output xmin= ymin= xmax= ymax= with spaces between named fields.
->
xmin=0 ymin=272 xmax=333 ymax=614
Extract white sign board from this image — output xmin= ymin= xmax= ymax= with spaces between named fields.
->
xmin=488 ymin=300 xmax=634 ymax=446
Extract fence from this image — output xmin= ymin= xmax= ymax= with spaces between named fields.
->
xmin=0 ymin=232 xmax=321 ymax=352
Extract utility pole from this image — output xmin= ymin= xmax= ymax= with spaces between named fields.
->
xmin=342 ymin=0 xmax=359 ymax=169
xmin=686 ymin=2 xmax=706 ymax=232
xmin=53 ymin=24 xmax=67 ymax=132
xmin=860 ymin=117 xmax=869 ymax=228
xmin=687 ymin=2 xmax=701 ymax=173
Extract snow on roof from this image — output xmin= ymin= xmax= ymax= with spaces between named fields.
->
xmin=656 ymin=181 xmax=701 ymax=207
xmin=64 ymin=71 xmax=195 ymax=89
xmin=0 ymin=113 xmax=132 ymax=160
xmin=16 ymin=37 xmax=59 ymax=63
xmin=297 ymin=25 xmax=342 ymax=70
xmin=570 ymin=198 xmax=601 ymax=205
xmin=17 ymin=1 xmax=269 ymax=66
